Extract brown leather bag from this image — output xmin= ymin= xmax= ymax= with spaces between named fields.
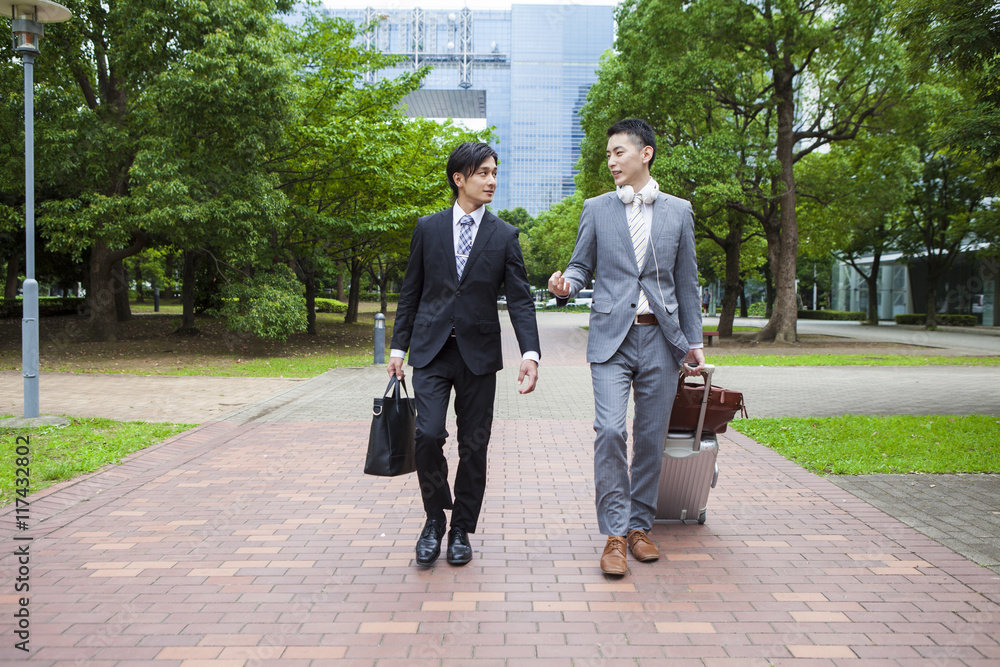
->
xmin=668 ymin=372 xmax=747 ymax=434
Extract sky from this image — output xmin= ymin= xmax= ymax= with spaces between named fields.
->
xmin=321 ymin=0 xmax=617 ymax=11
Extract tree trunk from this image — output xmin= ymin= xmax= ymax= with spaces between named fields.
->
xmin=378 ymin=270 xmax=389 ymax=316
xmin=177 ymin=250 xmax=198 ymax=333
xmin=165 ymin=253 xmax=175 ymax=298
xmin=113 ymin=259 xmax=132 ymax=322
xmin=336 ymin=264 xmax=345 ymax=302
xmin=763 ymin=261 xmax=775 ymax=318
xmin=88 ymin=241 xmax=120 ymax=341
xmin=345 ymin=258 xmax=363 ymax=324
xmin=925 ymin=286 xmax=937 ymax=328
xmin=304 ymin=269 xmax=317 ymax=335
xmin=739 ymin=281 xmax=748 ymax=318
xmin=717 ymin=216 xmax=744 ymax=337
xmin=134 ymin=260 xmax=144 ymax=302
xmin=4 ymin=253 xmax=19 ymax=300
xmin=756 ymin=63 xmax=799 ymax=343
xmin=865 ymin=254 xmax=881 ymax=325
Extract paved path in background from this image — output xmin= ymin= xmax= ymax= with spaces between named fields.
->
xmin=0 ymin=371 xmax=303 ymax=424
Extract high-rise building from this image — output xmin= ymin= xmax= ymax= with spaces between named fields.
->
xmin=316 ymin=4 xmax=614 ymax=215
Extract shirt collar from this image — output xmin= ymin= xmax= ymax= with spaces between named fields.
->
xmin=453 ymin=203 xmax=486 ymax=226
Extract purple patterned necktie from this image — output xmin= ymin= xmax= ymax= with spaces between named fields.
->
xmin=456 ymin=214 xmax=474 ymax=279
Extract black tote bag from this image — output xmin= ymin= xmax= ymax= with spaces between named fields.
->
xmin=364 ymin=376 xmax=417 ymax=476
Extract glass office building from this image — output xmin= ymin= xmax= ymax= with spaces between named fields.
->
xmin=316 ymin=4 xmax=614 ymax=215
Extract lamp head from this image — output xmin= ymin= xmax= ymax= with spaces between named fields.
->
xmin=1 ymin=1 xmax=72 ymax=55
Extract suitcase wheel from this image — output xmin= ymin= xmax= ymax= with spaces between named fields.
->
xmin=697 ymin=510 xmax=707 ymax=524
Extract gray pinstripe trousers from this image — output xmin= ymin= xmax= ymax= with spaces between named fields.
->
xmin=591 ymin=323 xmax=680 ymax=536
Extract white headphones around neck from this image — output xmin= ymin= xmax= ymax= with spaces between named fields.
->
xmin=616 ymin=179 xmax=660 ymax=204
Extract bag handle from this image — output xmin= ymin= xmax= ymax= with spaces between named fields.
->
xmin=678 ymin=363 xmax=715 ymax=452
xmin=383 ymin=375 xmax=406 ymax=397
xmin=374 ymin=376 xmax=411 ymax=415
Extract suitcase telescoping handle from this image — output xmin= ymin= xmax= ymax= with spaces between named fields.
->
xmin=690 ymin=363 xmax=715 ymax=452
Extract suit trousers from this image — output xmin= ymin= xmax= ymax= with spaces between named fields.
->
xmin=591 ymin=322 xmax=680 ymax=536
xmin=411 ymin=337 xmax=496 ymax=532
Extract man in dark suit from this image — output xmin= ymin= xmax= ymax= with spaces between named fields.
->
xmin=388 ymin=142 xmax=540 ymax=567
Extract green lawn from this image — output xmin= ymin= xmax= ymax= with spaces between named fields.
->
xmin=733 ymin=415 xmax=1000 ymax=475
xmin=1 ymin=417 xmax=193 ymax=505
xmin=709 ymin=354 xmax=1000 ymax=367
xmin=39 ymin=352 xmax=385 ymax=377
xmin=703 ymin=325 xmax=759 ymax=332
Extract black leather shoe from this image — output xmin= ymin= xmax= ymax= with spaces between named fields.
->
xmin=446 ymin=527 xmax=473 ymax=565
xmin=415 ymin=518 xmax=446 ymax=566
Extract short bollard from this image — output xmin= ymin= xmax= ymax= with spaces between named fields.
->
xmin=373 ymin=312 xmax=385 ymax=365
xmin=153 ymin=286 xmax=160 ymax=313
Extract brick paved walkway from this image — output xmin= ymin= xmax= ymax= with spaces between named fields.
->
xmin=1 ymin=315 xmax=999 ymax=665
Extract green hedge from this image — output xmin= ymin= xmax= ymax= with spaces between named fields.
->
xmin=895 ymin=313 xmax=978 ymax=326
xmin=359 ymin=292 xmax=399 ymax=302
xmin=314 ymin=297 xmax=348 ymax=313
xmin=542 ymin=304 xmax=592 ymax=312
xmin=0 ymin=296 xmax=86 ymax=318
xmin=747 ymin=302 xmax=766 ymax=317
xmin=798 ymin=309 xmax=865 ymax=321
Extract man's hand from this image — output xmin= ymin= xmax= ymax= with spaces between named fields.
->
xmin=517 ymin=359 xmax=538 ymax=394
xmin=387 ymin=356 xmax=405 ymax=379
xmin=548 ymin=271 xmax=571 ymax=298
xmin=682 ymin=348 xmax=706 ymax=376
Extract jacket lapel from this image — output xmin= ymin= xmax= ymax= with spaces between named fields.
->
xmin=609 ymin=193 xmax=633 ymax=258
xmin=434 ymin=209 xmax=460 ymax=285
xmin=458 ymin=211 xmax=497 ymax=285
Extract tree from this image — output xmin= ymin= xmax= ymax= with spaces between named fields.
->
xmin=130 ymin=3 xmax=296 ymax=335
xmin=522 ymin=193 xmax=583 ymax=289
xmin=899 ymin=151 xmax=987 ymax=327
xmin=897 ymin=0 xmax=1000 ymax=188
xmin=797 ymin=133 xmax=919 ymax=323
xmin=580 ymin=0 xmax=903 ymax=342
xmin=270 ymin=12 xmax=483 ymax=328
xmin=16 ymin=0 xmax=295 ymax=341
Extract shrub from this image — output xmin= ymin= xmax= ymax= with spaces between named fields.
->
xmin=359 ymin=292 xmax=399 ymax=302
xmin=747 ymin=302 xmax=766 ymax=317
xmin=314 ymin=297 xmax=348 ymax=313
xmin=895 ymin=313 xmax=978 ymax=327
xmin=213 ymin=267 xmax=307 ymax=341
xmin=797 ymin=309 xmax=865 ymax=321
xmin=543 ymin=303 xmax=591 ymax=312
xmin=0 ymin=296 xmax=86 ymax=318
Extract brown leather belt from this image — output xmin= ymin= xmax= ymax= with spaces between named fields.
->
xmin=634 ymin=313 xmax=657 ymax=325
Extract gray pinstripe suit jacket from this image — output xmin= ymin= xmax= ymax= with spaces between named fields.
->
xmin=560 ymin=190 xmax=702 ymax=366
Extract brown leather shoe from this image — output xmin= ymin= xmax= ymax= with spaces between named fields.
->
xmin=600 ymin=536 xmax=628 ymax=575
xmin=627 ymin=529 xmax=660 ymax=562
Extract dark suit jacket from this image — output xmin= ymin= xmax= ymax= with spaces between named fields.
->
xmin=391 ymin=207 xmax=540 ymax=376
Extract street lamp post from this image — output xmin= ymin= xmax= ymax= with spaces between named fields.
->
xmin=2 ymin=1 xmax=72 ymax=419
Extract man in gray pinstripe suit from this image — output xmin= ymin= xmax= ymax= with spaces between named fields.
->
xmin=549 ymin=118 xmax=705 ymax=575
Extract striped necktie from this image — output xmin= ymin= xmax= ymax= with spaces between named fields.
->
xmin=456 ymin=214 xmax=474 ymax=279
xmin=629 ymin=194 xmax=650 ymax=315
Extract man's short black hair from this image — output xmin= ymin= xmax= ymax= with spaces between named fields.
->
xmin=607 ymin=118 xmax=656 ymax=169
xmin=446 ymin=142 xmax=499 ymax=199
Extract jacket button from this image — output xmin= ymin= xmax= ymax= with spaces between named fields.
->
xmin=630 ymin=303 xmax=636 ymax=308
xmin=456 ymin=291 xmax=462 ymax=297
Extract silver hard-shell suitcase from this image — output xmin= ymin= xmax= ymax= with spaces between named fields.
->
xmin=654 ymin=364 xmax=719 ymax=524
